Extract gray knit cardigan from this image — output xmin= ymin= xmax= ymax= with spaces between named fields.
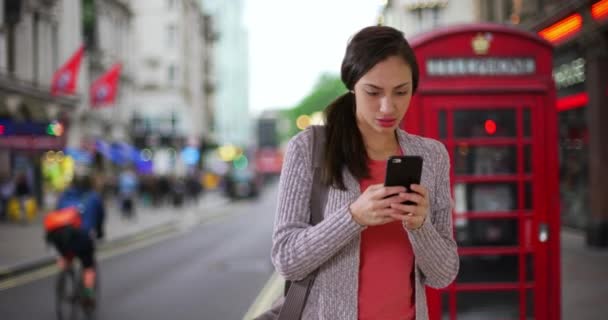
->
xmin=271 ymin=127 xmax=459 ymax=320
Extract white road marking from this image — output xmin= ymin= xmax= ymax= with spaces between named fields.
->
xmin=242 ymin=272 xmax=284 ymax=320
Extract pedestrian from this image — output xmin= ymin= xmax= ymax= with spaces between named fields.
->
xmin=14 ymin=172 xmax=32 ymax=222
xmin=118 ymin=166 xmax=138 ymax=219
xmin=0 ymin=173 xmax=13 ymax=220
xmin=270 ymin=26 xmax=458 ymax=319
xmin=158 ymin=175 xmax=170 ymax=205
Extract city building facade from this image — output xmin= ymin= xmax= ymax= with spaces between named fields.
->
xmin=381 ymin=0 xmax=477 ymax=37
xmin=131 ymin=0 xmax=214 ymax=176
xmin=201 ymin=0 xmax=249 ymax=147
xmin=75 ymin=0 xmax=134 ymax=146
xmin=0 ymin=0 xmax=82 ymax=205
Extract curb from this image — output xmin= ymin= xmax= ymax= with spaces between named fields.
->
xmin=0 ymin=254 xmax=56 ymax=282
xmin=242 ymin=272 xmax=284 ymax=320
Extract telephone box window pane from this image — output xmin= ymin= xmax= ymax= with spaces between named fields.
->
xmin=458 ymin=255 xmax=519 ymax=283
xmin=454 ymin=109 xmax=516 ymax=138
xmin=527 ymin=289 xmax=534 ymax=319
xmin=439 ymin=110 xmax=447 ymax=138
xmin=523 ymin=108 xmax=531 ymax=137
xmin=524 ymin=145 xmax=532 ymax=173
xmin=454 ymin=217 xmax=518 ymax=247
xmin=455 ymin=145 xmax=517 ymax=175
xmin=441 ymin=293 xmax=450 ymax=320
xmin=525 ymin=182 xmax=532 ymax=210
xmin=526 ymin=254 xmax=534 ymax=282
xmin=456 ymin=291 xmax=520 ymax=319
xmin=454 ymin=183 xmax=518 ymax=212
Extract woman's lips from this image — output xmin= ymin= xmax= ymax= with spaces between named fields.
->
xmin=377 ymin=118 xmax=396 ymax=127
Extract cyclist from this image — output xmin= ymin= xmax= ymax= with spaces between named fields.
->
xmin=45 ymin=172 xmax=105 ymax=304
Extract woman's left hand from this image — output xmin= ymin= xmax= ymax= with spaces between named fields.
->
xmin=388 ymin=184 xmax=429 ymax=230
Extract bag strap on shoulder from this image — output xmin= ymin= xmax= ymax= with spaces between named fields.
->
xmin=278 ymin=125 xmax=328 ymax=320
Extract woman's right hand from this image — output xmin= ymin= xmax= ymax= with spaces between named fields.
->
xmin=349 ymin=183 xmax=409 ymax=227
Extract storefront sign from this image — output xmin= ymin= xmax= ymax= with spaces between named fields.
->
xmin=426 ymin=57 xmax=536 ymax=76
xmin=553 ymin=57 xmax=585 ymax=89
xmin=0 ymin=136 xmax=65 ymax=150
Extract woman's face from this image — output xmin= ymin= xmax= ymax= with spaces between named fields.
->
xmin=353 ymin=55 xmax=413 ymax=135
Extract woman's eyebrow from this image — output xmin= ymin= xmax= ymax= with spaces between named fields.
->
xmin=363 ymin=82 xmax=410 ymax=89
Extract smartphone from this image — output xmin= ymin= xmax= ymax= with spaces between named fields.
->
xmin=384 ymin=155 xmax=424 ymax=205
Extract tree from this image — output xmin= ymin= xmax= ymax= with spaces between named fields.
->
xmin=283 ymin=73 xmax=346 ymax=138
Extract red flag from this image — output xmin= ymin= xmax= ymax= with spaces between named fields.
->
xmin=90 ymin=63 xmax=121 ymax=108
xmin=51 ymin=45 xmax=84 ymax=96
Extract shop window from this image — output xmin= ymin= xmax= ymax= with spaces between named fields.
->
xmin=558 ymin=107 xmax=589 ymax=229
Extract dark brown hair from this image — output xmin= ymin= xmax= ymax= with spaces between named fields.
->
xmin=322 ymin=26 xmax=419 ymax=190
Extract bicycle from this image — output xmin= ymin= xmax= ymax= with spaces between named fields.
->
xmin=55 ymin=260 xmax=99 ymax=320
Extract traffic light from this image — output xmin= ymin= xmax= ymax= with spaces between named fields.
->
xmin=0 ymin=125 xmax=5 ymax=135
xmin=46 ymin=121 xmax=64 ymax=136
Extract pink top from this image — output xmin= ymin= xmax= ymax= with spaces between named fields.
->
xmin=358 ymin=157 xmax=415 ymax=320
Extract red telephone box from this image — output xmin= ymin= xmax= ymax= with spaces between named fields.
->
xmin=403 ymin=24 xmax=560 ymax=320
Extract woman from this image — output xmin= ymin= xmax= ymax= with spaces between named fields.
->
xmin=271 ymin=26 xmax=458 ymax=319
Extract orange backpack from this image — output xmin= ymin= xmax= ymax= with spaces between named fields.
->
xmin=43 ymin=207 xmax=82 ymax=232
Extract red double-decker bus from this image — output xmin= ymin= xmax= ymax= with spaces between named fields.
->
xmin=254 ymin=116 xmax=283 ymax=177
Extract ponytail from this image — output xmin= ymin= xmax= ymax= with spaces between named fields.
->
xmin=323 ymin=92 xmax=369 ymax=190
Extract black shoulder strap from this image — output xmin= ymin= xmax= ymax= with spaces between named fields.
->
xmin=278 ymin=125 xmax=327 ymax=320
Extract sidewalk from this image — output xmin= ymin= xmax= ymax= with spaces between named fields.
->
xmin=561 ymin=228 xmax=608 ymax=319
xmin=0 ymin=191 xmax=229 ymax=279
xmin=244 ymin=227 xmax=608 ymax=319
